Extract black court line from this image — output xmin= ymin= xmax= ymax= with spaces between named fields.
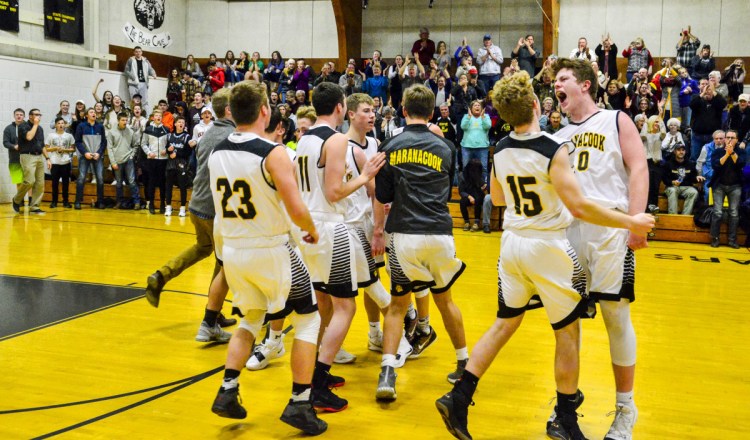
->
xmin=125 ymin=282 xmax=137 ymax=286
xmin=27 ymin=217 xmax=196 ymax=236
xmin=44 ymin=274 xmax=57 ymax=279
xmin=30 ymin=366 xmax=224 ymax=439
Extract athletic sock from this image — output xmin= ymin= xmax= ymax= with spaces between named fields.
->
xmin=381 ymin=353 xmax=397 ymax=368
xmin=221 ymin=368 xmax=240 ymax=390
xmin=557 ymin=391 xmax=579 ymax=415
xmin=616 ymin=391 xmax=634 ymax=407
xmin=454 ymin=369 xmax=479 ymax=399
xmin=291 ymin=382 xmax=312 ymax=402
xmin=269 ymin=329 xmax=283 ymax=345
xmin=312 ymin=361 xmax=331 ymax=390
xmin=406 ymin=303 xmax=417 ymax=320
xmin=455 ymin=347 xmax=469 ymax=361
xmin=203 ymin=308 xmax=219 ymax=327
xmin=417 ymin=316 xmax=430 ymax=333
xmin=368 ymin=322 xmax=381 ymax=338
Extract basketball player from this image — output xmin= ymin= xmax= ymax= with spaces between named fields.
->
xmin=294 ymin=82 xmax=385 ymax=412
xmin=434 ymin=72 xmax=654 ymax=440
xmin=344 ymin=93 xmax=413 ymax=364
xmin=208 ymin=81 xmax=327 ymax=435
xmin=552 ymin=58 xmax=649 ymax=440
xmin=372 ymin=85 xmax=468 ymax=401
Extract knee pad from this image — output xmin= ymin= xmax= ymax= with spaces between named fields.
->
xmin=238 ymin=309 xmax=266 ymax=340
xmin=599 ymin=300 xmax=636 ymax=366
xmin=290 ymin=311 xmax=320 ymax=345
xmin=364 ymin=281 xmax=390 ymax=309
xmin=414 ymin=287 xmax=430 ymax=299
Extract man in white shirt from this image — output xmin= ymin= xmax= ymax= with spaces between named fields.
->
xmin=476 ymin=34 xmax=504 ymax=94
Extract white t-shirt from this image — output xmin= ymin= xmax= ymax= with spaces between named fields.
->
xmin=45 ymin=131 xmax=76 ymax=165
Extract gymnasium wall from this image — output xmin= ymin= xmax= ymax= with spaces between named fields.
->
xmin=360 ymin=0 xmax=543 ymax=61
xmin=558 ymin=0 xmax=750 ymax=58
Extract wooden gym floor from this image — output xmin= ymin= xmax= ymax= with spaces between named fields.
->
xmin=0 ymin=207 xmax=748 ymax=439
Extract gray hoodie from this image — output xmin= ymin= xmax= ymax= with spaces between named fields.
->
xmin=106 ymin=126 xmax=137 ymax=165
xmin=189 ymin=118 xmax=236 ymax=218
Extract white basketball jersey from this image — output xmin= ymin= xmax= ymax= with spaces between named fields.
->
xmin=209 ymin=132 xmax=290 ymax=240
xmin=493 ymin=132 xmax=574 ymax=232
xmin=556 ymin=110 xmax=630 ymax=212
xmin=295 ymin=124 xmax=347 ymax=218
xmin=344 ymin=137 xmax=378 ymax=225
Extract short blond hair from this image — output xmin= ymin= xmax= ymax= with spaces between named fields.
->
xmin=491 ymin=71 xmax=536 ymax=127
xmin=296 ymin=105 xmax=317 ymax=123
xmin=402 ymin=84 xmax=435 ymax=120
xmin=346 ymin=93 xmax=374 ymax=115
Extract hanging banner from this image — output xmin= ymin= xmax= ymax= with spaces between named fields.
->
xmin=44 ymin=0 xmax=84 ymax=44
xmin=122 ymin=22 xmax=172 ymax=49
xmin=0 ymin=1 xmax=19 ymax=32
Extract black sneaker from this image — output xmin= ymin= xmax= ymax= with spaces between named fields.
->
xmin=447 ymin=358 xmax=468 ymax=384
xmin=326 ymin=373 xmax=345 ymax=388
xmin=728 ymin=241 xmax=741 ymax=249
xmin=375 ymin=365 xmax=397 ymax=401
xmin=145 ymin=271 xmax=165 ymax=308
xmin=483 ymin=225 xmax=490 ymax=233
xmin=435 ymin=390 xmax=474 ymax=440
xmin=29 ymin=208 xmax=45 ymax=215
xmin=74 ymin=202 xmax=81 ymax=210
xmin=11 ymin=199 xmax=20 ymax=213
xmin=403 ymin=309 xmax=418 ymax=340
xmin=149 ymin=205 xmax=155 ymax=214
xmin=546 ymin=390 xmax=585 ymax=436
xmin=311 ymin=386 xmax=348 ymax=412
xmin=408 ymin=326 xmax=437 ymax=359
xmin=63 ymin=202 xmax=72 ymax=208
xmin=211 ymin=386 xmax=247 ymax=419
xmin=217 ymin=313 xmax=237 ymax=327
xmin=280 ymin=400 xmax=328 ymax=436
xmin=160 ymin=205 xmax=166 ymax=214
xmin=50 ymin=202 xmax=57 ymax=208
xmin=547 ymin=411 xmax=588 ymax=440
xmin=710 ymin=237 xmax=720 ymax=248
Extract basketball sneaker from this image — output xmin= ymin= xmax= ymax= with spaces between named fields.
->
xmin=195 ymin=322 xmax=231 ymax=343
xmin=211 ymin=386 xmax=247 ymax=419
xmin=145 ymin=271 xmax=165 ymax=308
xmin=311 ymin=386 xmax=348 ymax=412
xmin=603 ymin=404 xmax=637 ymax=440
xmin=447 ymin=358 xmax=468 ymax=384
xmin=408 ymin=325 xmax=437 ymax=359
xmin=403 ymin=309 xmax=418 ymax=340
xmin=245 ymin=339 xmax=286 ymax=370
xmin=547 ymin=411 xmax=588 ymax=440
xmin=546 ymin=390 xmax=585 ymax=436
xmin=333 ymin=347 xmax=356 ymax=364
xmin=326 ymin=373 xmax=345 ymax=388
xmin=164 ymin=205 xmax=172 ymax=216
xmin=435 ymin=389 xmax=474 ymax=440
xmin=375 ymin=365 xmax=397 ymax=401
xmin=394 ymin=334 xmax=413 ymax=368
xmin=280 ymin=400 xmax=328 ymax=436
xmin=368 ymin=330 xmax=383 ymax=352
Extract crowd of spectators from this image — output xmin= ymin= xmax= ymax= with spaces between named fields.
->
xmin=3 ymin=27 xmax=749 ymax=245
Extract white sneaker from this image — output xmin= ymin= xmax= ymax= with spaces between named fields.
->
xmin=604 ymin=403 xmax=638 ymax=440
xmin=164 ymin=206 xmax=172 ymax=216
xmin=245 ymin=339 xmax=286 ymax=370
xmin=394 ymin=334 xmax=413 ymax=368
xmin=178 ymin=206 xmax=186 ymax=217
xmin=368 ymin=330 xmax=383 ymax=352
xmin=333 ymin=347 xmax=356 ymax=364
xmin=195 ymin=322 xmax=231 ymax=343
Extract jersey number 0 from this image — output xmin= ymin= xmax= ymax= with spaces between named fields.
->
xmin=216 ymin=177 xmax=257 ymax=219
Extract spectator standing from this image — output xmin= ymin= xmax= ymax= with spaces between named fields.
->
xmin=690 ymin=84 xmax=727 ymax=160
xmin=690 ymin=45 xmax=715 ymax=81
xmin=362 ymin=65 xmax=389 ymax=103
xmin=435 ymin=104 xmax=456 ymax=144
xmin=570 ymin=37 xmax=594 ymax=62
xmin=709 ymin=71 xmax=729 ymax=100
xmin=339 ymin=62 xmax=363 ymax=96
xmin=103 ymin=95 xmax=130 ymax=131
xmin=208 ymin=62 xmax=225 ymax=93
xmin=292 ymin=59 xmax=313 ymax=95
xmin=411 ymin=27 xmax=436 ymax=66
xmin=622 ymin=37 xmax=654 ymax=82
xmin=458 ymin=158 xmax=486 ymax=232
xmin=434 ymin=41 xmax=452 ymax=72
xmin=454 ymin=37 xmax=474 ymax=66
xmin=460 ymin=100 xmax=492 ymax=182
xmin=512 ymin=34 xmax=537 ymax=77
xmin=51 ymin=100 xmax=73 ymax=132
xmin=544 ymin=111 xmax=565 ymax=134
xmin=74 ymin=108 xmax=107 ymax=210
xmin=188 ymin=91 xmax=206 ymax=132
xmin=722 ymin=59 xmax=746 ymax=103
xmin=46 ymin=117 xmax=75 ymax=208
xmin=313 ymin=63 xmax=337 ymax=86
xmin=11 ymin=108 xmax=47 ymax=214
xmin=640 ymin=115 xmax=666 ymax=212
xmin=676 ymin=27 xmax=700 ymax=76
xmin=476 ymin=34 xmax=504 ymax=92
xmin=193 ymin=108 xmax=214 ymax=147
xmin=125 ymin=46 xmax=157 ymax=111
xmin=164 ymin=117 xmax=195 ymax=217
xmin=92 ymin=80 xmax=114 ymax=113
xmin=106 ymin=113 xmax=140 ymax=210
xmin=71 ymin=100 xmax=87 ymax=135
xmin=3 ymin=109 xmax=25 ymax=189
xmin=662 ymin=118 xmax=686 ymax=157
xmin=678 ymin=67 xmax=699 ymax=126
xmin=661 ymin=144 xmax=703 ymax=215
xmin=696 ymin=130 xmax=725 ymax=198
xmin=709 ymin=130 xmax=745 ymax=248
xmin=364 ymin=50 xmax=388 ymax=78
xmin=142 ymin=110 xmax=170 ymax=214
xmin=603 ymin=79 xmax=627 ymax=111
xmin=595 ymin=34 xmax=619 ymax=80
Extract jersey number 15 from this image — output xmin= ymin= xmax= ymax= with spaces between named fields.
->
xmin=506 ymin=175 xmax=542 ymax=217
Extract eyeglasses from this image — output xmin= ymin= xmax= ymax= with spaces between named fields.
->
xmin=726 ymin=136 xmax=737 ymax=139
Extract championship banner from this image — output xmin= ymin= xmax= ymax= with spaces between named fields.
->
xmin=44 ymin=0 xmax=84 ymax=44
xmin=0 ymin=1 xmax=19 ymax=32
xmin=123 ymin=22 xmax=172 ymax=49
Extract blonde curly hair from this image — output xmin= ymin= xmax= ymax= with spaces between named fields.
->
xmin=491 ymin=71 xmax=536 ymax=127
